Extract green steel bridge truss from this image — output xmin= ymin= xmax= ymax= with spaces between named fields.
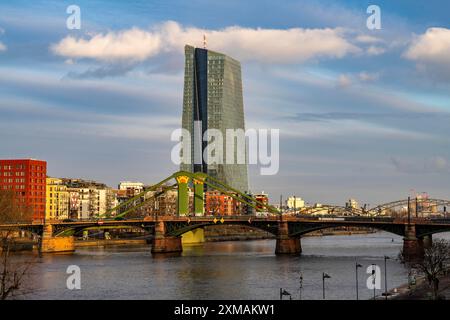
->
xmin=98 ymin=171 xmax=280 ymax=219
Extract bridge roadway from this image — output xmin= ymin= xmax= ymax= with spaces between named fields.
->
xmin=2 ymin=215 xmax=450 ymax=260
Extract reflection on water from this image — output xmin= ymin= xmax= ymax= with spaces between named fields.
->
xmin=23 ymin=232 xmax=450 ymax=300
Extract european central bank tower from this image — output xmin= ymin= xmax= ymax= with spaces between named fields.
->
xmin=181 ymin=45 xmax=249 ymax=192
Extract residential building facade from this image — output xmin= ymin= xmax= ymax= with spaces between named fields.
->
xmin=254 ymin=192 xmax=269 ymax=212
xmin=205 ymin=190 xmax=243 ymax=216
xmin=118 ymin=181 xmax=144 ymax=196
xmin=0 ymin=159 xmax=47 ymax=221
xmin=287 ymin=196 xmax=305 ymax=210
xmin=46 ymin=177 xmax=69 ymax=220
xmin=62 ymin=179 xmax=117 ymax=219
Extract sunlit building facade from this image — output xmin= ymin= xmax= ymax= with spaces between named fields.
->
xmin=0 ymin=159 xmax=47 ymax=221
xmin=46 ymin=177 xmax=69 ymax=220
xmin=205 ymin=190 xmax=243 ymax=216
xmin=287 ymin=196 xmax=305 ymax=210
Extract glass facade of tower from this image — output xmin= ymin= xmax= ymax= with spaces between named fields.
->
xmin=181 ymin=45 xmax=249 ymax=192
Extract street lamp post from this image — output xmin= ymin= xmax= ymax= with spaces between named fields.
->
xmin=407 ymin=197 xmax=411 ymax=225
xmin=415 ymin=197 xmax=418 ymax=218
xmin=371 ymin=264 xmax=376 ymax=300
xmin=299 ymin=273 xmax=303 ymax=300
xmin=280 ymin=288 xmax=291 ymax=300
xmin=384 ymin=256 xmax=390 ymax=300
xmin=294 ymin=196 xmax=297 ymax=215
xmin=322 ymin=272 xmax=331 ymax=300
xmin=355 ymin=262 xmax=362 ymax=300
xmin=279 ymin=195 xmax=283 ymax=213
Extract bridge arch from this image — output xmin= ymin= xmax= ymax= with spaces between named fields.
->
xmin=422 ymin=230 xmax=450 ymax=238
xmin=288 ymin=222 xmax=406 ymax=237
xmin=53 ymin=223 xmax=153 ymax=237
xmin=370 ymin=198 xmax=450 ymax=215
xmin=164 ymin=220 xmax=278 ymax=238
xmin=415 ymin=225 xmax=450 ymax=238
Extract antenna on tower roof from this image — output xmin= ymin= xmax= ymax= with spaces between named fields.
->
xmin=203 ymin=34 xmax=207 ymax=49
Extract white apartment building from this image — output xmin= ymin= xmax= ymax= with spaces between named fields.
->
xmin=118 ymin=181 xmax=144 ymax=196
xmin=287 ymin=196 xmax=305 ymax=209
xmin=70 ymin=187 xmax=117 ymax=219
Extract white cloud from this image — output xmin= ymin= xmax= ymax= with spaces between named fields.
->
xmin=0 ymin=40 xmax=6 ymax=52
xmin=358 ymin=71 xmax=379 ymax=82
xmin=366 ymin=45 xmax=385 ymax=56
xmin=335 ymin=71 xmax=379 ymax=88
xmin=355 ymin=34 xmax=383 ymax=44
xmin=404 ymin=27 xmax=450 ymax=66
xmin=51 ymin=27 xmax=162 ymax=62
xmin=51 ymin=21 xmax=360 ymax=64
xmin=354 ymin=34 xmax=387 ymax=56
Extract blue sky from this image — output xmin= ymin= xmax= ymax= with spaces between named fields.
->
xmin=1 ymin=0 xmax=450 ymax=206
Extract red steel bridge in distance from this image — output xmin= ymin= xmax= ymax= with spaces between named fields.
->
xmin=1 ymin=171 xmax=450 ymax=262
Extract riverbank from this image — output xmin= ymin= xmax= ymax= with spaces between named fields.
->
xmin=305 ymin=228 xmax=376 ymax=237
xmin=389 ymin=271 xmax=450 ymax=300
xmin=75 ymin=239 xmax=147 ymax=247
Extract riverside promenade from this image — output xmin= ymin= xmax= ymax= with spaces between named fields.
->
xmin=389 ymin=272 xmax=450 ymax=300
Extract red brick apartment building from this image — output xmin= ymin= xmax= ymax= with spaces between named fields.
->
xmin=0 ymin=159 xmax=47 ymax=221
xmin=205 ymin=191 xmax=242 ymax=216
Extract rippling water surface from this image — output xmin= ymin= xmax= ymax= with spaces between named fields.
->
xmin=24 ymin=232 xmax=450 ymax=300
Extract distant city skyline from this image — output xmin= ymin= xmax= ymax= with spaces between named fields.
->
xmin=1 ymin=0 xmax=450 ymax=205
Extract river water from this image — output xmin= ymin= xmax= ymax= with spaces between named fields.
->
xmin=22 ymin=232 xmax=450 ymax=300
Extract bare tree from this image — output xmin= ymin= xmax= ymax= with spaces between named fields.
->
xmin=0 ymin=190 xmax=33 ymax=224
xmin=0 ymin=190 xmax=35 ymax=300
xmin=417 ymin=239 xmax=450 ymax=300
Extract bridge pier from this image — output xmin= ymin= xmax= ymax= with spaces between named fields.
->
xmin=421 ymin=234 xmax=433 ymax=250
xmin=402 ymin=225 xmax=424 ymax=262
xmin=275 ymin=221 xmax=301 ymax=255
xmin=151 ymin=221 xmax=182 ymax=255
xmin=151 ymin=236 xmax=182 ymax=254
xmin=39 ymin=224 xmax=75 ymax=254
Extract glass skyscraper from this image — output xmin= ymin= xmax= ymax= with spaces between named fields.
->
xmin=181 ymin=45 xmax=249 ymax=192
